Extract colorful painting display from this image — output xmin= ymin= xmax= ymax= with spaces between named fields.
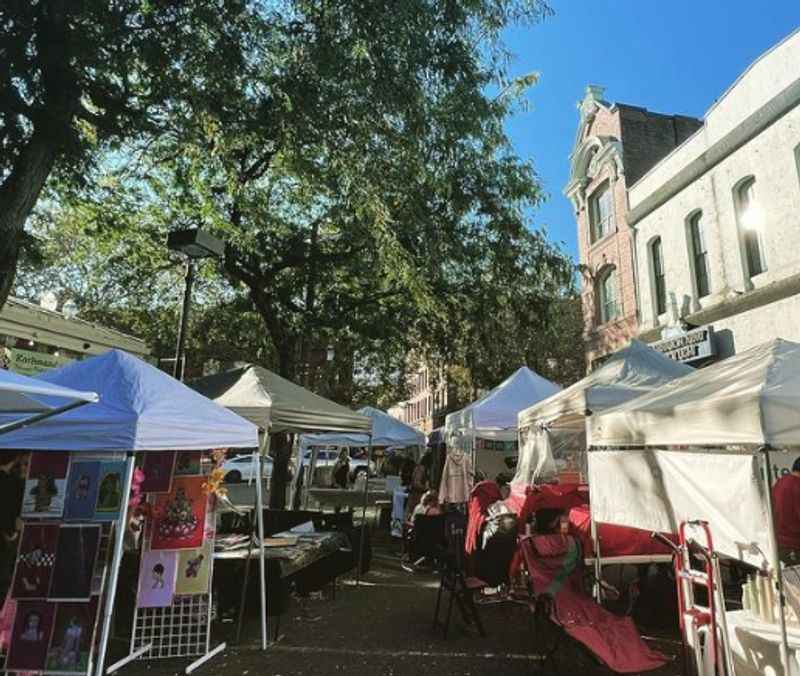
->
xmin=45 ymin=600 xmax=99 ymax=674
xmin=49 ymin=526 xmax=101 ymax=601
xmin=175 ymin=542 xmax=212 ymax=595
xmin=11 ymin=524 xmax=59 ymax=599
xmin=22 ymin=453 xmax=70 ymax=518
xmin=140 ymin=452 xmax=176 ymax=493
xmin=93 ymin=461 xmax=125 ymax=521
xmin=174 ymin=451 xmax=202 ymax=477
xmin=63 ymin=461 xmax=101 ymax=521
xmin=5 ymin=600 xmax=56 ymax=671
xmin=150 ymin=477 xmax=208 ymax=551
xmin=136 ymin=551 xmax=178 ymax=608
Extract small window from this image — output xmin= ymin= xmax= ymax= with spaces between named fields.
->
xmin=589 ymin=182 xmax=613 ymax=243
xmin=688 ymin=212 xmax=710 ymax=298
xmin=597 ymin=267 xmax=619 ymax=324
xmin=650 ymin=237 xmax=667 ymax=316
xmin=736 ymin=177 xmax=766 ymax=278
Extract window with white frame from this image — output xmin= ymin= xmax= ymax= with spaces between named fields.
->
xmin=687 ymin=211 xmax=710 ymax=298
xmin=650 ymin=237 xmax=667 ymax=316
xmin=589 ymin=181 xmax=613 ymax=243
xmin=597 ymin=267 xmax=619 ymax=324
xmin=735 ymin=177 xmax=766 ymax=278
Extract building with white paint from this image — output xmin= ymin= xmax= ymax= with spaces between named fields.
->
xmin=628 ymin=29 xmax=800 ymax=363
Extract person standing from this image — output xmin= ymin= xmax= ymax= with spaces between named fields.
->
xmin=331 ymin=449 xmax=351 ymax=489
xmin=772 ymin=458 xmax=800 ymax=564
xmin=0 ymin=452 xmax=25 ymax=600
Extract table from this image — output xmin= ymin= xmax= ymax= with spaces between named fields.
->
xmin=726 ymin=610 xmax=800 ymax=675
xmin=215 ymin=531 xmax=351 ymax=641
xmin=307 ymin=487 xmax=391 ymax=510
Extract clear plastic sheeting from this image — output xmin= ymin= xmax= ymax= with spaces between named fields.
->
xmin=514 ymin=425 xmax=587 ymax=485
xmin=588 ymin=448 xmax=772 ymax=570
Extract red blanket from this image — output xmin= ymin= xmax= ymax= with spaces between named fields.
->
xmin=522 ymin=535 xmax=667 ymax=673
xmin=568 ymin=504 xmax=676 ymax=557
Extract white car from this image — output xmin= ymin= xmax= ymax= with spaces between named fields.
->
xmin=222 ymin=454 xmax=273 ymax=483
xmin=302 ymin=449 xmax=374 ymax=479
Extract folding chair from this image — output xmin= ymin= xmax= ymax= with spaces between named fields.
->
xmin=402 ymin=514 xmax=446 ymax=573
xmin=521 ymin=534 xmax=667 ymax=675
xmin=432 ymin=512 xmax=487 ymax=638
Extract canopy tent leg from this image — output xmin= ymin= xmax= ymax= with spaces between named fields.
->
xmin=94 ymin=452 xmax=136 ymax=676
xmin=288 ymin=435 xmax=303 ymax=509
xmin=590 ymin=511 xmax=603 ymax=602
xmin=762 ymin=447 xmax=791 ymax=674
xmin=256 ymin=432 xmax=271 ymax=650
xmin=356 ymin=435 xmax=373 ymax=587
xmin=304 ymin=446 xmax=320 ymax=510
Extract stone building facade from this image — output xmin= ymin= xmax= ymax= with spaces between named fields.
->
xmin=629 ymin=30 xmax=800 ymax=361
xmin=388 ymin=364 xmax=455 ymax=433
xmin=566 ymin=86 xmax=702 ymax=368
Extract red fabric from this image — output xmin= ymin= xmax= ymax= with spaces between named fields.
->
xmin=510 ymin=483 xmax=589 ymax=528
xmin=773 ymin=474 xmax=800 ymax=551
xmin=567 ymin=504 xmax=677 ymax=557
xmin=465 ymin=481 xmax=502 ymax=554
xmin=521 ymin=535 xmax=667 ymax=673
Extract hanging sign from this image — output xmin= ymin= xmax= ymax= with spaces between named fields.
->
xmin=2 ymin=347 xmax=72 ymax=376
xmin=651 ymin=326 xmax=715 ymax=365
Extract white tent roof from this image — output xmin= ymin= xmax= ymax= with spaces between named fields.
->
xmin=446 ymin=366 xmax=561 ymax=436
xmin=0 ymin=350 xmax=258 ymax=451
xmin=190 ymin=365 xmax=371 ymax=434
xmin=300 ymin=406 xmax=425 ymax=448
xmin=520 ymin=340 xmax=693 ymax=429
xmin=589 ymin=338 xmax=800 ymax=448
xmin=0 ymin=367 xmax=98 ymax=414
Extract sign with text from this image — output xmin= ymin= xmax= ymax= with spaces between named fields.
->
xmin=1 ymin=347 xmax=72 ymax=376
xmin=652 ymin=326 xmax=715 ymax=365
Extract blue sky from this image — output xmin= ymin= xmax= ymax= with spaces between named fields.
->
xmin=502 ymin=1 xmax=800 ymax=261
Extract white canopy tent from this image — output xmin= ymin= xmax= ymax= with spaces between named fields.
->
xmin=300 ymin=406 xmax=425 ymax=449
xmin=445 ymin=366 xmax=561 ymax=478
xmin=190 ymin=365 xmax=374 ymax=614
xmin=0 ymin=366 xmax=99 ymax=435
xmin=588 ymin=338 xmax=800 ymax=673
xmin=513 ymin=340 xmax=693 ymax=485
xmin=0 ymin=350 xmax=259 ymax=673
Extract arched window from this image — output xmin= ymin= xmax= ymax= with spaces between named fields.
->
xmin=588 ymin=181 xmax=613 ymax=243
xmin=597 ymin=267 xmax=619 ymax=324
xmin=650 ymin=237 xmax=667 ymax=316
xmin=687 ymin=211 xmax=710 ymax=298
xmin=735 ymin=177 xmax=766 ymax=278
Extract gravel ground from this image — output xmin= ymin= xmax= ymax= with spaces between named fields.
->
xmin=116 ymin=539 xmax=685 ymax=676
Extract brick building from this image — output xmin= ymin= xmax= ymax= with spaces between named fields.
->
xmin=387 ymin=364 xmax=457 ymax=433
xmin=565 ymin=85 xmax=702 ymax=368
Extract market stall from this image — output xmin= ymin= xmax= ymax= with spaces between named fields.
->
xmin=189 ymin=365 xmax=373 ymax=621
xmin=587 ymin=338 xmax=800 ymax=674
xmin=0 ymin=349 xmax=259 ymax=676
xmin=445 ymin=366 xmax=560 ymax=480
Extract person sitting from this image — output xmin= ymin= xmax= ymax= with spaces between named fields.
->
xmin=331 ymin=449 xmax=350 ymax=489
xmin=412 ymin=490 xmax=442 ymax=521
xmin=773 ymin=457 xmax=800 ymax=563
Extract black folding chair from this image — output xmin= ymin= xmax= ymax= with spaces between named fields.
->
xmin=432 ymin=512 xmax=486 ymax=638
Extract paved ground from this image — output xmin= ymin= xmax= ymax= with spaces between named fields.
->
xmin=117 ymin=539 xmax=685 ymax=676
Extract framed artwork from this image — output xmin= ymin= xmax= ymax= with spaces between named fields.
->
xmin=49 ymin=525 xmax=101 ymax=601
xmin=45 ymin=599 xmax=99 ymax=674
xmin=175 ymin=542 xmax=212 ymax=595
xmin=136 ymin=550 xmax=177 ymax=608
xmin=93 ymin=461 xmax=125 ymax=521
xmin=63 ymin=461 xmax=101 ymax=521
xmin=11 ymin=523 xmax=59 ymax=599
xmin=174 ymin=451 xmax=202 ymax=477
xmin=5 ymin=600 xmax=56 ymax=671
xmin=140 ymin=451 xmax=176 ymax=493
xmin=150 ymin=477 xmax=208 ymax=551
xmin=22 ymin=453 xmax=70 ymax=519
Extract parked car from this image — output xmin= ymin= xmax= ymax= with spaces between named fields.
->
xmin=302 ymin=448 xmax=375 ymax=480
xmin=222 ymin=454 xmax=273 ymax=483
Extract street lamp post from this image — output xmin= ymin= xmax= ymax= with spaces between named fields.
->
xmin=166 ymin=229 xmax=225 ymax=380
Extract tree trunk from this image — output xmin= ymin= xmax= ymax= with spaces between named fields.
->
xmin=0 ymin=133 xmax=60 ymax=310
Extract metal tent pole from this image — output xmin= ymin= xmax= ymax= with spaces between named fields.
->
xmin=356 ymin=435 xmax=373 ymax=587
xmin=94 ymin=452 xmax=136 ymax=676
xmin=256 ymin=432 xmax=271 ymax=650
xmin=304 ymin=445 xmax=320 ymax=510
xmin=761 ymin=447 xmax=791 ymax=674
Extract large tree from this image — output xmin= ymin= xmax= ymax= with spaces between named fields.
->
xmin=0 ymin=0 xmax=255 ymax=308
